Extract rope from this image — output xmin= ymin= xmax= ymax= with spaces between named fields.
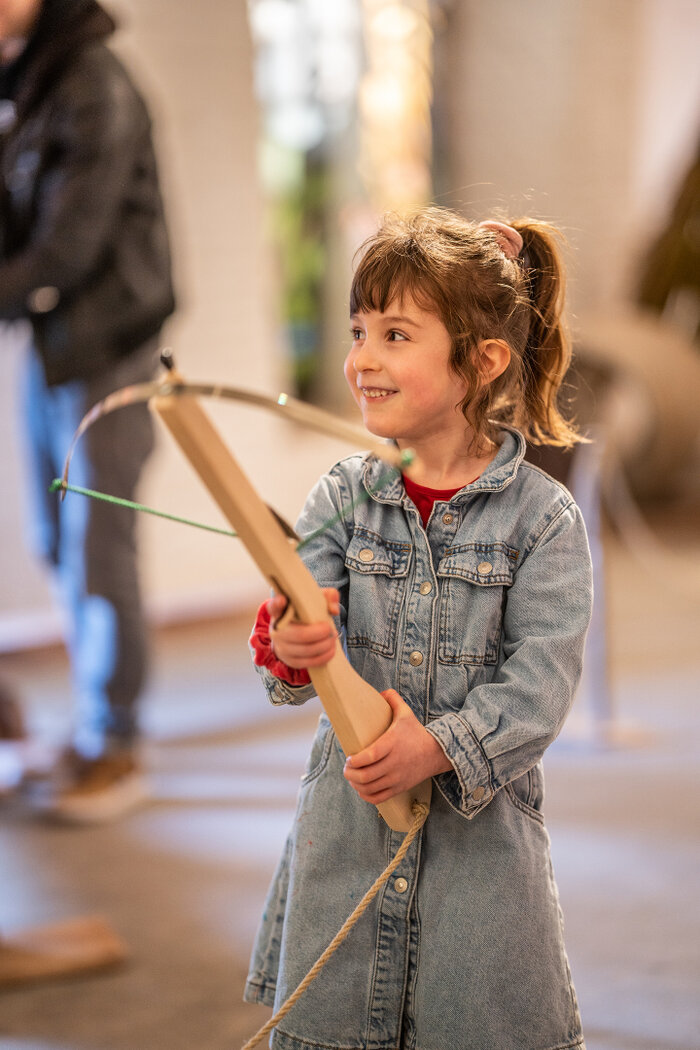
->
xmin=241 ymin=800 xmax=430 ymax=1050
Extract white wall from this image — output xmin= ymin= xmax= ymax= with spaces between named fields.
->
xmin=441 ymin=0 xmax=700 ymax=315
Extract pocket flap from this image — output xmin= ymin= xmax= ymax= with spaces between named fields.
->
xmin=438 ymin=542 xmax=517 ymax=585
xmin=345 ymin=528 xmax=411 ymax=577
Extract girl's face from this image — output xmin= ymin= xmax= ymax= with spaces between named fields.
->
xmin=344 ymin=295 xmax=469 ymax=451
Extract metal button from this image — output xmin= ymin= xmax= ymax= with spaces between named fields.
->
xmin=358 ymin=548 xmax=374 ymax=562
xmin=419 ymin=581 xmax=432 ymax=595
xmin=471 ymin=786 xmax=486 ymax=801
xmin=477 ymin=561 xmax=493 ymax=575
xmin=442 ymin=512 xmax=454 ymax=524
xmin=409 ymin=651 xmax=423 ymax=667
xmin=394 ymin=877 xmax=408 ymax=894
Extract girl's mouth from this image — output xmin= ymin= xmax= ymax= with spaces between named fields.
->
xmin=360 ymin=387 xmax=396 ymax=399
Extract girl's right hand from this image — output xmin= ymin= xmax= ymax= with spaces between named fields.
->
xmin=267 ymin=588 xmax=340 ymax=669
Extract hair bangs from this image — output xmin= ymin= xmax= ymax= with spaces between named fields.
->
xmin=350 ymin=241 xmax=440 ymax=317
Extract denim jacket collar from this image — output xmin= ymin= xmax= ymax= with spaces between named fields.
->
xmin=362 ymin=426 xmax=527 ymax=506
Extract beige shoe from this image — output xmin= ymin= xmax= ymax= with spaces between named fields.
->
xmin=37 ymin=752 xmax=149 ymax=824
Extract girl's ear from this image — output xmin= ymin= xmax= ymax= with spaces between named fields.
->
xmin=477 ymin=338 xmax=511 ymax=384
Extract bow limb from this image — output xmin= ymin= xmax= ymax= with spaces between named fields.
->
xmin=59 ymin=375 xmax=412 ymax=492
xmin=151 ymin=367 xmax=431 ymax=833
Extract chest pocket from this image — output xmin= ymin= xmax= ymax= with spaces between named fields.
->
xmin=436 ymin=542 xmax=517 ymax=665
xmin=344 ymin=528 xmax=411 ymax=656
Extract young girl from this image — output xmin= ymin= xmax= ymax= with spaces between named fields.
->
xmin=245 ymin=207 xmax=592 ymax=1050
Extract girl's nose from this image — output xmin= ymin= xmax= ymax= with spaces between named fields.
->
xmin=351 ymin=339 xmax=378 ymax=373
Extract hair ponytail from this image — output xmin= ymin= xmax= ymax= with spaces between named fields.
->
xmin=510 ymin=219 xmax=580 ymax=447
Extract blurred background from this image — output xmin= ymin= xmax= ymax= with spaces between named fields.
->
xmin=1 ymin=1 xmax=698 ymax=1049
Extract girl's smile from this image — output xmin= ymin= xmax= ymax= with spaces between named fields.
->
xmin=358 ymin=387 xmax=397 ymax=398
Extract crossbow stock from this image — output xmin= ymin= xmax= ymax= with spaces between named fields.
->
xmin=61 ymin=353 xmax=431 ymax=832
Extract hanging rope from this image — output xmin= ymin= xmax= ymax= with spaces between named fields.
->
xmin=241 ymin=799 xmax=430 ymax=1050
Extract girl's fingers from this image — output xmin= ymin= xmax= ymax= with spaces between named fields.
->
xmin=274 ymin=619 xmax=335 ymax=643
xmin=278 ymin=641 xmax=336 ymax=664
xmin=351 ymin=778 xmax=399 ymax=804
xmin=272 ymin=621 xmax=335 ymax=646
xmin=266 ymin=595 xmax=289 ymax=625
xmin=322 ymin=587 xmax=341 ymax=615
xmin=345 ymin=735 xmax=390 ymax=770
xmin=271 ymin=619 xmax=338 ymax=667
xmin=344 ymin=752 xmax=390 ymax=784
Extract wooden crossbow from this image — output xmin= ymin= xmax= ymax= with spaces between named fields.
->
xmin=59 ymin=352 xmax=431 ymax=832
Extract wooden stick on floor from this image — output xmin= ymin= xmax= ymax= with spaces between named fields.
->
xmin=0 ymin=916 xmax=127 ymax=988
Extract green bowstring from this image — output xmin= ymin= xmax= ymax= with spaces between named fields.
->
xmin=49 ymin=479 xmax=239 ymax=538
xmin=49 ymin=452 xmax=412 ymax=550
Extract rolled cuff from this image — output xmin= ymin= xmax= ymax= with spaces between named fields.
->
xmin=243 ymin=974 xmax=276 ymax=1008
xmin=425 ymin=713 xmax=494 ymax=819
xmin=250 ymin=655 xmax=317 ymax=707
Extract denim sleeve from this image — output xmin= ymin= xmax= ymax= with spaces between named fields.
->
xmin=426 ymin=501 xmax=593 ymax=819
xmin=249 ymin=467 xmax=353 ymax=708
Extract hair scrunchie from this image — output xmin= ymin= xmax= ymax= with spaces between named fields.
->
xmin=478 ymin=220 xmax=523 ymax=261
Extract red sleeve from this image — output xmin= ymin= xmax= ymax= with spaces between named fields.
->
xmin=249 ymin=601 xmax=312 ymax=686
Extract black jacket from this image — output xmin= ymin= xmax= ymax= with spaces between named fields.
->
xmin=0 ymin=0 xmax=175 ymax=384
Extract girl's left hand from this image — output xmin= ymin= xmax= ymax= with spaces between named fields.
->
xmin=343 ymin=689 xmax=453 ymax=804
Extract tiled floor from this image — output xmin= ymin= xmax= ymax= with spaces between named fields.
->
xmin=0 ymin=515 xmax=698 ymax=1050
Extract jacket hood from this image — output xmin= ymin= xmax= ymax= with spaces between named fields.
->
xmin=27 ymin=0 xmax=115 ymax=57
xmin=1 ymin=0 xmax=115 ymax=114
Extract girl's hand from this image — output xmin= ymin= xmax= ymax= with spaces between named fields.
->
xmin=268 ymin=588 xmax=340 ymax=669
xmin=343 ymin=689 xmax=453 ymax=803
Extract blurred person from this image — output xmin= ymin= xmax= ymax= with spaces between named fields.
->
xmin=0 ymin=0 xmax=175 ymax=821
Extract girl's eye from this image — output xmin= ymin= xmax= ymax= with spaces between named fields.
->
xmin=388 ymin=330 xmax=407 ymax=341
xmin=350 ymin=327 xmax=363 ymax=340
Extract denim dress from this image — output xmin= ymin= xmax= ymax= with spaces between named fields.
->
xmin=245 ymin=429 xmax=592 ymax=1050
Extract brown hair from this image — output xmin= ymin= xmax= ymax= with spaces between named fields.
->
xmin=349 ymin=206 xmax=580 ymax=449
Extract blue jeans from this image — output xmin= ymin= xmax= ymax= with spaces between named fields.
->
xmin=21 ymin=340 xmax=157 ymax=758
